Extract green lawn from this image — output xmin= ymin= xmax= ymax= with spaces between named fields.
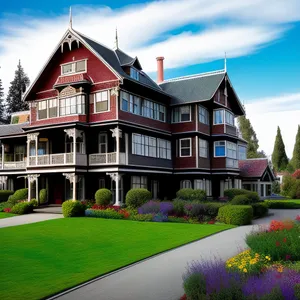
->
xmin=0 ymin=218 xmax=234 ymax=300
xmin=0 ymin=212 xmax=17 ymax=218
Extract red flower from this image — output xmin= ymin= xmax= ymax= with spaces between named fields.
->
xmin=180 ymin=295 xmax=187 ymax=300
xmin=296 ymin=215 xmax=300 ymax=222
xmin=3 ymin=207 xmax=11 ymax=213
xmin=283 ymin=237 xmax=287 ymax=243
xmin=286 ymin=255 xmax=291 ymax=260
xmin=276 ymin=241 xmax=281 ymax=247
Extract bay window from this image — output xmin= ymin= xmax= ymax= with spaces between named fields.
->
xmin=121 ymin=91 xmax=129 ymax=111
xmin=214 ymin=141 xmax=237 ymax=158
xmin=94 ymin=91 xmax=109 ymax=112
xmin=180 ymin=180 xmax=192 ymax=189
xmin=214 ymin=110 xmax=224 ymax=124
xmin=227 ymin=142 xmax=237 ymax=159
xmin=214 ymin=109 xmax=235 ymax=125
xmin=199 ymin=106 xmax=209 ymax=125
xmin=48 ymin=99 xmax=57 ymax=118
xmin=214 ymin=141 xmax=226 ymax=157
xmin=199 ymin=139 xmax=208 ymax=158
xmin=158 ymin=139 xmax=171 ymax=159
xmin=180 ymin=138 xmax=191 ymax=157
xmin=225 ymin=111 xmax=234 ymax=126
xmin=59 ymin=95 xmax=85 ymax=116
xmin=238 ymin=145 xmax=247 ymax=160
xmin=172 ymin=105 xmax=191 ymax=122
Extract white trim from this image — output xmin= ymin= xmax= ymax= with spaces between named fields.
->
xmin=195 ymin=135 xmax=199 ymax=168
xmin=92 ymin=90 xmax=111 ymax=114
xmin=179 ymin=138 xmax=192 ymax=157
xmin=171 ymin=105 xmax=191 ymax=123
xmin=214 ymin=141 xmax=226 ymax=157
xmin=174 ymin=171 xmax=210 ymax=175
xmin=119 ymin=168 xmax=172 ymax=174
xmin=198 ymin=105 xmax=209 ymax=125
xmin=60 ymin=59 xmax=87 ymax=76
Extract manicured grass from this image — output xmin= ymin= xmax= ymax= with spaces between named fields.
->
xmin=0 ymin=212 xmax=17 ymax=218
xmin=0 ymin=218 xmax=234 ymax=300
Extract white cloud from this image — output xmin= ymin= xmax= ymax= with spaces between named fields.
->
xmin=245 ymin=93 xmax=300 ymax=159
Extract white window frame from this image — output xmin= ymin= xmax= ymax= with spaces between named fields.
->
xmin=199 ymin=105 xmax=209 ymax=125
xmin=98 ymin=133 xmax=108 ymax=154
xmin=131 ymin=176 xmax=147 ymax=189
xmin=59 ymin=94 xmax=86 ymax=116
xmin=238 ymin=145 xmax=247 ymax=160
xmin=199 ymin=139 xmax=208 ymax=158
xmin=37 ymin=100 xmax=48 ymax=120
xmin=180 ymin=180 xmax=192 ymax=189
xmin=227 ymin=141 xmax=237 ymax=159
xmin=93 ymin=90 xmax=110 ymax=113
xmin=225 ymin=110 xmax=235 ymax=126
xmin=179 ymin=138 xmax=192 ymax=157
xmin=214 ymin=141 xmax=226 ymax=157
xmin=172 ymin=105 xmax=191 ymax=123
xmin=60 ymin=59 xmax=87 ymax=76
xmin=213 ymin=109 xmax=224 ymax=125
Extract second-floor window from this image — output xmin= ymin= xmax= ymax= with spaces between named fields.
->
xmin=59 ymin=95 xmax=85 ymax=116
xmin=199 ymin=106 xmax=209 ymax=125
xmin=199 ymin=139 xmax=208 ymax=158
xmin=94 ymin=91 xmax=109 ymax=112
xmin=158 ymin=139 xmax=171 ymax=159
xmin=130 ymin=68 xmax=140 ymax=81
xmin=214 ymin=109 xmax=235 ymax=125
xmin=179 ymin=138 xmax=191 ymax=157
xmin=214 ymin=141 xmax=237 ymax=158
xmin=38 ymin=100 xmax=47 ymax=120
xmin=172 ymin=105 xmax=191 ymax=123
xmin=238 ymin=145 xmax=247 ymax=160
xmin=225 ymin=111 xmax=234 ymax=126
xmin=61 ymin=60 xmax=86 ymax=75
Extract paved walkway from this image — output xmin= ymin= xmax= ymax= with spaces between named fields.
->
xmin=34 ymin=205 xmax=62 ymax=214
xmin=0 ymin=213 xmax=63 ymax=228
xmin=51 ymin=209 xmax=300 ymax=300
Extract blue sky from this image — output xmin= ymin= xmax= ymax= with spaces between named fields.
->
xmin=1 ymin=0 xmax=300 ymax=157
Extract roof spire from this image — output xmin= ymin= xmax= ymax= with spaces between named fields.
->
xmin=114 ymin=27 xmax=119 ymax=49
xmin=69 ymin=7 xmax=72 ymax=29
xmin=224 ymin=52 xmax=227 ymax=72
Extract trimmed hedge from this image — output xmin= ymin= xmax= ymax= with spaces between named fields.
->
xmin=39 ymin=189 xmax=47 ymax=204
xmin=85 ymin=209 xmax=124 ymax=219
xmin=264 ymin=200 xmax=300 ymax=209
xmin=176 ymin=188 xmax=206 ymax=201
xmin=8 ymin=188 xmax=28 ymax=204
xmin=203 ymin=203 xmax=226 ymax=217
xmin=0 ymin=190 xmax=14 ymax=203
xmin=217 ymin=205 xmax=253 ymax=225
xmin=11 ymin=202 xmax=33 ymax=215
xmin=29 ymin=199 xmax=38 ymax=207
xmin=62 ymin=200 xmax=85 ymax=217
xmin=224 ymin=188 xmax=253 ymax=200
xmin=231 ymin=195 xmax=252 ymax=205
xmin=251 ymin=202 xmax=269 ymax=218
xmin=125 ymin=188 xmax=152 ymax=208
xmin=173 ymin=199 xmax=186 ymax=216
xmin=95 ymin=188 xmax=112 ymax=206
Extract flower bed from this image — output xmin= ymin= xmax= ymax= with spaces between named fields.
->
xmin=182 ymin=217 xmax=300 ymax=299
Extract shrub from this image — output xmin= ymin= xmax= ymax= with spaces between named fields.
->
xmin=231 ymin=195 xmax=252 ymax=205
xmin=246 ymin=191 xmax=260 ymax=203
xmin=125 ymin=188 xmax=151 ymax=208
xmin=11 ymin=202 xmax=33 ymax=215
xmin=39 ymin=189 xmax=47 ymax=204
xmin=128 ymin=213 xmax=153 ymax=222
xmin=0 ymin=201 xmax=14 ymax=212
xmin=224 ymin=188 xmax=251 ymax=200
xmin=62 ymin=200 xmax=85 ymax=218
xmin=152 ymin=212 xmax=168 ymax=222
xmin=184 ymin=203 xmax=206 ymax=219
xmin=251 ymin=202 xmax=269 ymax=217
xmin=0 ymin=190 xmax=14 ymax=203
xmin=176 ymin=188 xmax=206 ymax=201
xmin=29 ymin=199 xmax=38 ymax=207
xmin=265 ymin=200 xmax=300 ymax=209
xmin=292 ymin=169 xmax=300 ymax=179
xmin=3 ymin=207 xmax=12 ymax=213
xmin=203 ymin=203 xmax=226 ymax=217
xmin=173 ymin=199 xmax=186 ymax=216
xmin=281 ymin=175 xmax=300 ymax=198
xmin=138 ymin=201 xmax=173 ymax=215
xmin=271 ymin=181 xmax=281 ymax=194
xmin=95 ymin=188 xmax=112 ymax=206
xmin=168 ymin=216 xmax=188 ymax=223
xmin=217 ymin=205 xmax=253 ymax=225
xmin=85 ymin=208 xmax=124 ymax=219
xmin=8 ymin=188 xmax=28 ymax=204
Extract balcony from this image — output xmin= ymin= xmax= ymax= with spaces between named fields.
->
xmin=28 ymin=153 xmax=87 ymax=167
xmin=0 ymin=160 xmax=26 ymax=170
xmin=226 ymin=158 xmax=239 ymax=169
xmin=89 ymin=152 xmax=126 ymax=165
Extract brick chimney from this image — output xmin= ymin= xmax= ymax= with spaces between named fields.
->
xmin=156 ymin=56 xmax=164 ymax=83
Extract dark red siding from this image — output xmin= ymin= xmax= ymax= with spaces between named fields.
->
xmin=212 ymin=124 xmax=224 ymax=134
xmin=174 ymin=137 xmax=196 ymax=169
xmin=211 ymin=157 xmax=226 ymax=169
xmin=198 ymin=123 xmax=210 ymax=135
xmin=90 ymin=95 xmax=117 ymax=122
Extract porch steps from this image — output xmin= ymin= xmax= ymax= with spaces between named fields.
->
xmin=34 ymin=205 xmax=62 ymax=214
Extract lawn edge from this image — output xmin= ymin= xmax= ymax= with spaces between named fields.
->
xmin=45 ymin=225 xmax=235 ymax=300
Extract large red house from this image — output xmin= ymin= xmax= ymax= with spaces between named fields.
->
xmin=0 ymin=24 xmax=275 ymax=204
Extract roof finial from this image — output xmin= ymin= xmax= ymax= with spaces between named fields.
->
xmin=114 ymin=27 xmax=119 ymax=49
xmin=69 ymin=7 xmax=72 ymax=29
xmin=224 ymin=52 xmax=227 ymax=72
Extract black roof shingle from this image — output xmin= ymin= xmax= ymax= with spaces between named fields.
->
xmin=0 ymin=123 xmax=28 ymax=138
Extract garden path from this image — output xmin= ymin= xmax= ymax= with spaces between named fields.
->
xmin=0 ymin=213 xmax=63 ymax=228
xmin=51 ymin=209 xmax=300 ymax=300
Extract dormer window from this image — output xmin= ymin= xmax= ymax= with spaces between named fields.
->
xmin=130 ymin=67 xmax=140 ymax=81
xmin=61 ymin=59 xmax=87 ymax=75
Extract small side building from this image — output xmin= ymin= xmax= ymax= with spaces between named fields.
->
xmin=239 ymin=158 xmax=276 ymax=198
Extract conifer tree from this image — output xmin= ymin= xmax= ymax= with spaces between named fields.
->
xmin=6 ymin=60 xmax=30 ymax=115
xmin=0 ymin=78 xmax=4 ymax=118
xmin=271 ymin=126 xmax=289 ymax=172
xmin=291 ymin=125 xmax=300 ymax=170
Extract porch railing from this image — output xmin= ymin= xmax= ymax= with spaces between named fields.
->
xmin=89 ymin=152 xmax=126 ymax=165
xmin=1 ymin=161 xmax=26 ymax=169
xmin=28 ymin=153 xmax=87 ymax=166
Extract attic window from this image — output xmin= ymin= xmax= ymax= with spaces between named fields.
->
xmin=130 ymin=68 xmax=139 ymax=81
xmin=61 ymin=60 xmax=86 ymax=75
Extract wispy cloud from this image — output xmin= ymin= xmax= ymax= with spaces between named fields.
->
xmin=1 ymin=0 xmax=300 ymax=94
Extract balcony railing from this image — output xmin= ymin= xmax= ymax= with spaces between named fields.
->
xmin=89 ymin=152 xmax=126 ymax=165
xmin=28 ymin=153 xmax=87 ymax=166
xmin=226 ymin=158 xmax=239 ymax=169
xmin=0 ymin=161 xmax=26 ymax=170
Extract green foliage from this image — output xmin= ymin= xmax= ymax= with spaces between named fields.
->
xmin=39 ymin=189 xmax=47 ymax=204
xmin=0 ymin=201 xmax=14 ymax=212
xmin=291 ymin=125 xmax=300 ymax=170
xmin=85 ymin=209 xmax=124 ymax=219
xmin=128 ymin=213 xmax=153 ymax=222
xmin=11 ymin=202 xmax=33 ymax=215
xmin=224 ymin=188 xmax=251 ymax=200
xmin=286 ymin=162 xmax=295 ymax=173
xmin=265 ymin=200 xmax=300 ymax=209
xmin=8 ymin=188 xmax=28 ymax=204
xmin=11 ymin=116 xmax=19 ymax=124
xmin=203 ymin=203 xmax=226 ymax=217
xmin=176 ymin=188 xmax=206 ymax=201
xmin=217 ymin=205 xmax=253 ymax=225
xmin=184 ymin=203 xmax=206 ymax=219
xmin=272 ymin=126 xmax=289 ymax=172
xmin=231 ymin=194 xmax=253 ymax=205
xmin=271 ymin=181 xmax=281 ymax=194
xmin=0 ymin=78 xmax=5 ymax=118
xmin=6 ymin=60 xmax=30 ymax=114
xmin=125 ymin=188 xmax=152 ymax=208
xmin=251 ymin=202 xmax=269 ymax=217
xmin=281 ymin=175 xmax=300 ymax=199
xmin=62 ymin=200 xmax=85 ymax=218
xmin=183 ymin=273 xmax=206 ymax=299
xmin=95 ymin=188 xmax=112 ymax=206
xmin=29 ymin=199 xmax=38 ymax=207
xmin=172 ymin=199 xmax=186 ymax=216
xmin=0 ymin=190 xmax=14 ymax=203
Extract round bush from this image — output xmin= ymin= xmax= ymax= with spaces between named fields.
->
xmin=62 ymin=200 xmax=85 ymax=217
xmin=11 ymin=202 xmax=33 ymax=215
xmin=95 ymin=188 xmax=112 ymax=205
xmin=125 ymin=188 xmax=152 ymax=208
xmin=0 ymin=190 xmax=14 ymax=203
xmin=176 ymin=188 xmax=206 ymax=201
xmin=217 ymin=205 xmax=253 ymax=225
xmin=8 ymin=188 xmax=28 ymax=204
xmin=231 ymin=195 xmax=252 ymax=205
xmin=29 ymin=199 xmax=38 ymax=207
xmin=246 ymin=191 xmax=260 ymax=203
xmin=39 ymin=189 xmax=47 ymax=204
xmin=224 ymin=188 xmax=251 ymax=200
xmin=251 ymin=202 xmax=269 ymax=218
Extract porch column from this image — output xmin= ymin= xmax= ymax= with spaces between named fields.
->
xmin=27 ymin=174 xmax=40 ymax=201
xmin=107 ymin=172 xmax=122 ymax=206
xmin=110 ymin=127 xmax=122 ymax=164
xmin=63 ymin=173 xmax=77 ymax=200
xmin=0 ymin=176 xmax=8 ymax=190
xmin=64 ymin=128 xmax=84 ymax=165
xmin=257 ymin=179 xmax=261 ymax=197
xmin=27 ymin=133 xmax=39 ymax=166
xmin=1 ymin=143 xmax=4 ymax=170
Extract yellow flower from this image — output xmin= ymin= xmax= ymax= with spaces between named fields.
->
xmin=243 ymin=268 xmax=247 ymax=273
xmin=228 ymin=264 xmax=232 ymax=267
xmin=238 ymin=265 xmax=243 ymax=269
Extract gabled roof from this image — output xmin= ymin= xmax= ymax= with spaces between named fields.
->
xmin=114 ymin=48 xmax=142 ymax=69
xmin=0 ymin=123 xmax=28 ymax=138
xmin=239 ymin=159 xmax=275 ymax=179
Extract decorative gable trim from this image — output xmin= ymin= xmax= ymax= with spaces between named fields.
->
xmin=61 ymin=32 xmax=80 ymax=52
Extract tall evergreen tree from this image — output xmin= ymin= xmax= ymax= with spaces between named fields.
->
xmin=0 ymin=78 xmax=4 ymax=118
xmin=272 ymin=126 xmax=289 ymax=172
xmin=237 ymin=115 xmax=262 ymax=158
xmin=291 ymin=125 xmax=300 ymax=170
xmin=6 ymin=60 xmax=30 ymax=114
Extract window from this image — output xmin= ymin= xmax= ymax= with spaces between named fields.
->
xmin=172 ymin=106 xmax=191 ymax=123
xmin=129 ymin=95 xmax=141 ymax=115
xmin=130 ymin=68 xmax=140 ymax=81
xmin=38 ymin=100 xmax=47 ymax=119
xmin=214 ymin=110 xmax=224 ymax=124
xmin=180 ymin=180 xmax=192 ymax=189
xmin=48 ymin=99 xmax=57 ymax=118
xmin=227 ymin=142 xmax=237 ymax=159
xmin=95 ymin=91 xmax=109 ymax=112
xmin=180 ymin=138 xmax=191 ymax=157
xmin=132 ymin=176 xmax=147 ymax=189
xmin=59 ymin=95 xmax=85 ymax=116
xmin=38 ymin=142 xmax=47 ymax=156
xmin=14 ymin=145 xmax=25 ymax=161
xmin=61 ymin=60 xmax=86 ymax=75
xmin=238 ymin=146 xmax=247 ymax=160
xmin=199 ymin=139 xmax=208 ymax=158
xmin=143 ymin=100 xmax=154 ymax=119
xmin=158 ymin=139 xmax=171 ymax=159
xmin=199 ymin=106 xmax=209 ymax=125
xmin=214 ymin=141 xmax=225 ymax=157
xmin=225 ymin=111 xmax=234 ymax=126
xmin=29 ymin=141 xmax=36 ymax=156
xmin=99 ymin=134 xmax=107 ymax=153
xmin=121 ymin=91 xmax=129 ymax=112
